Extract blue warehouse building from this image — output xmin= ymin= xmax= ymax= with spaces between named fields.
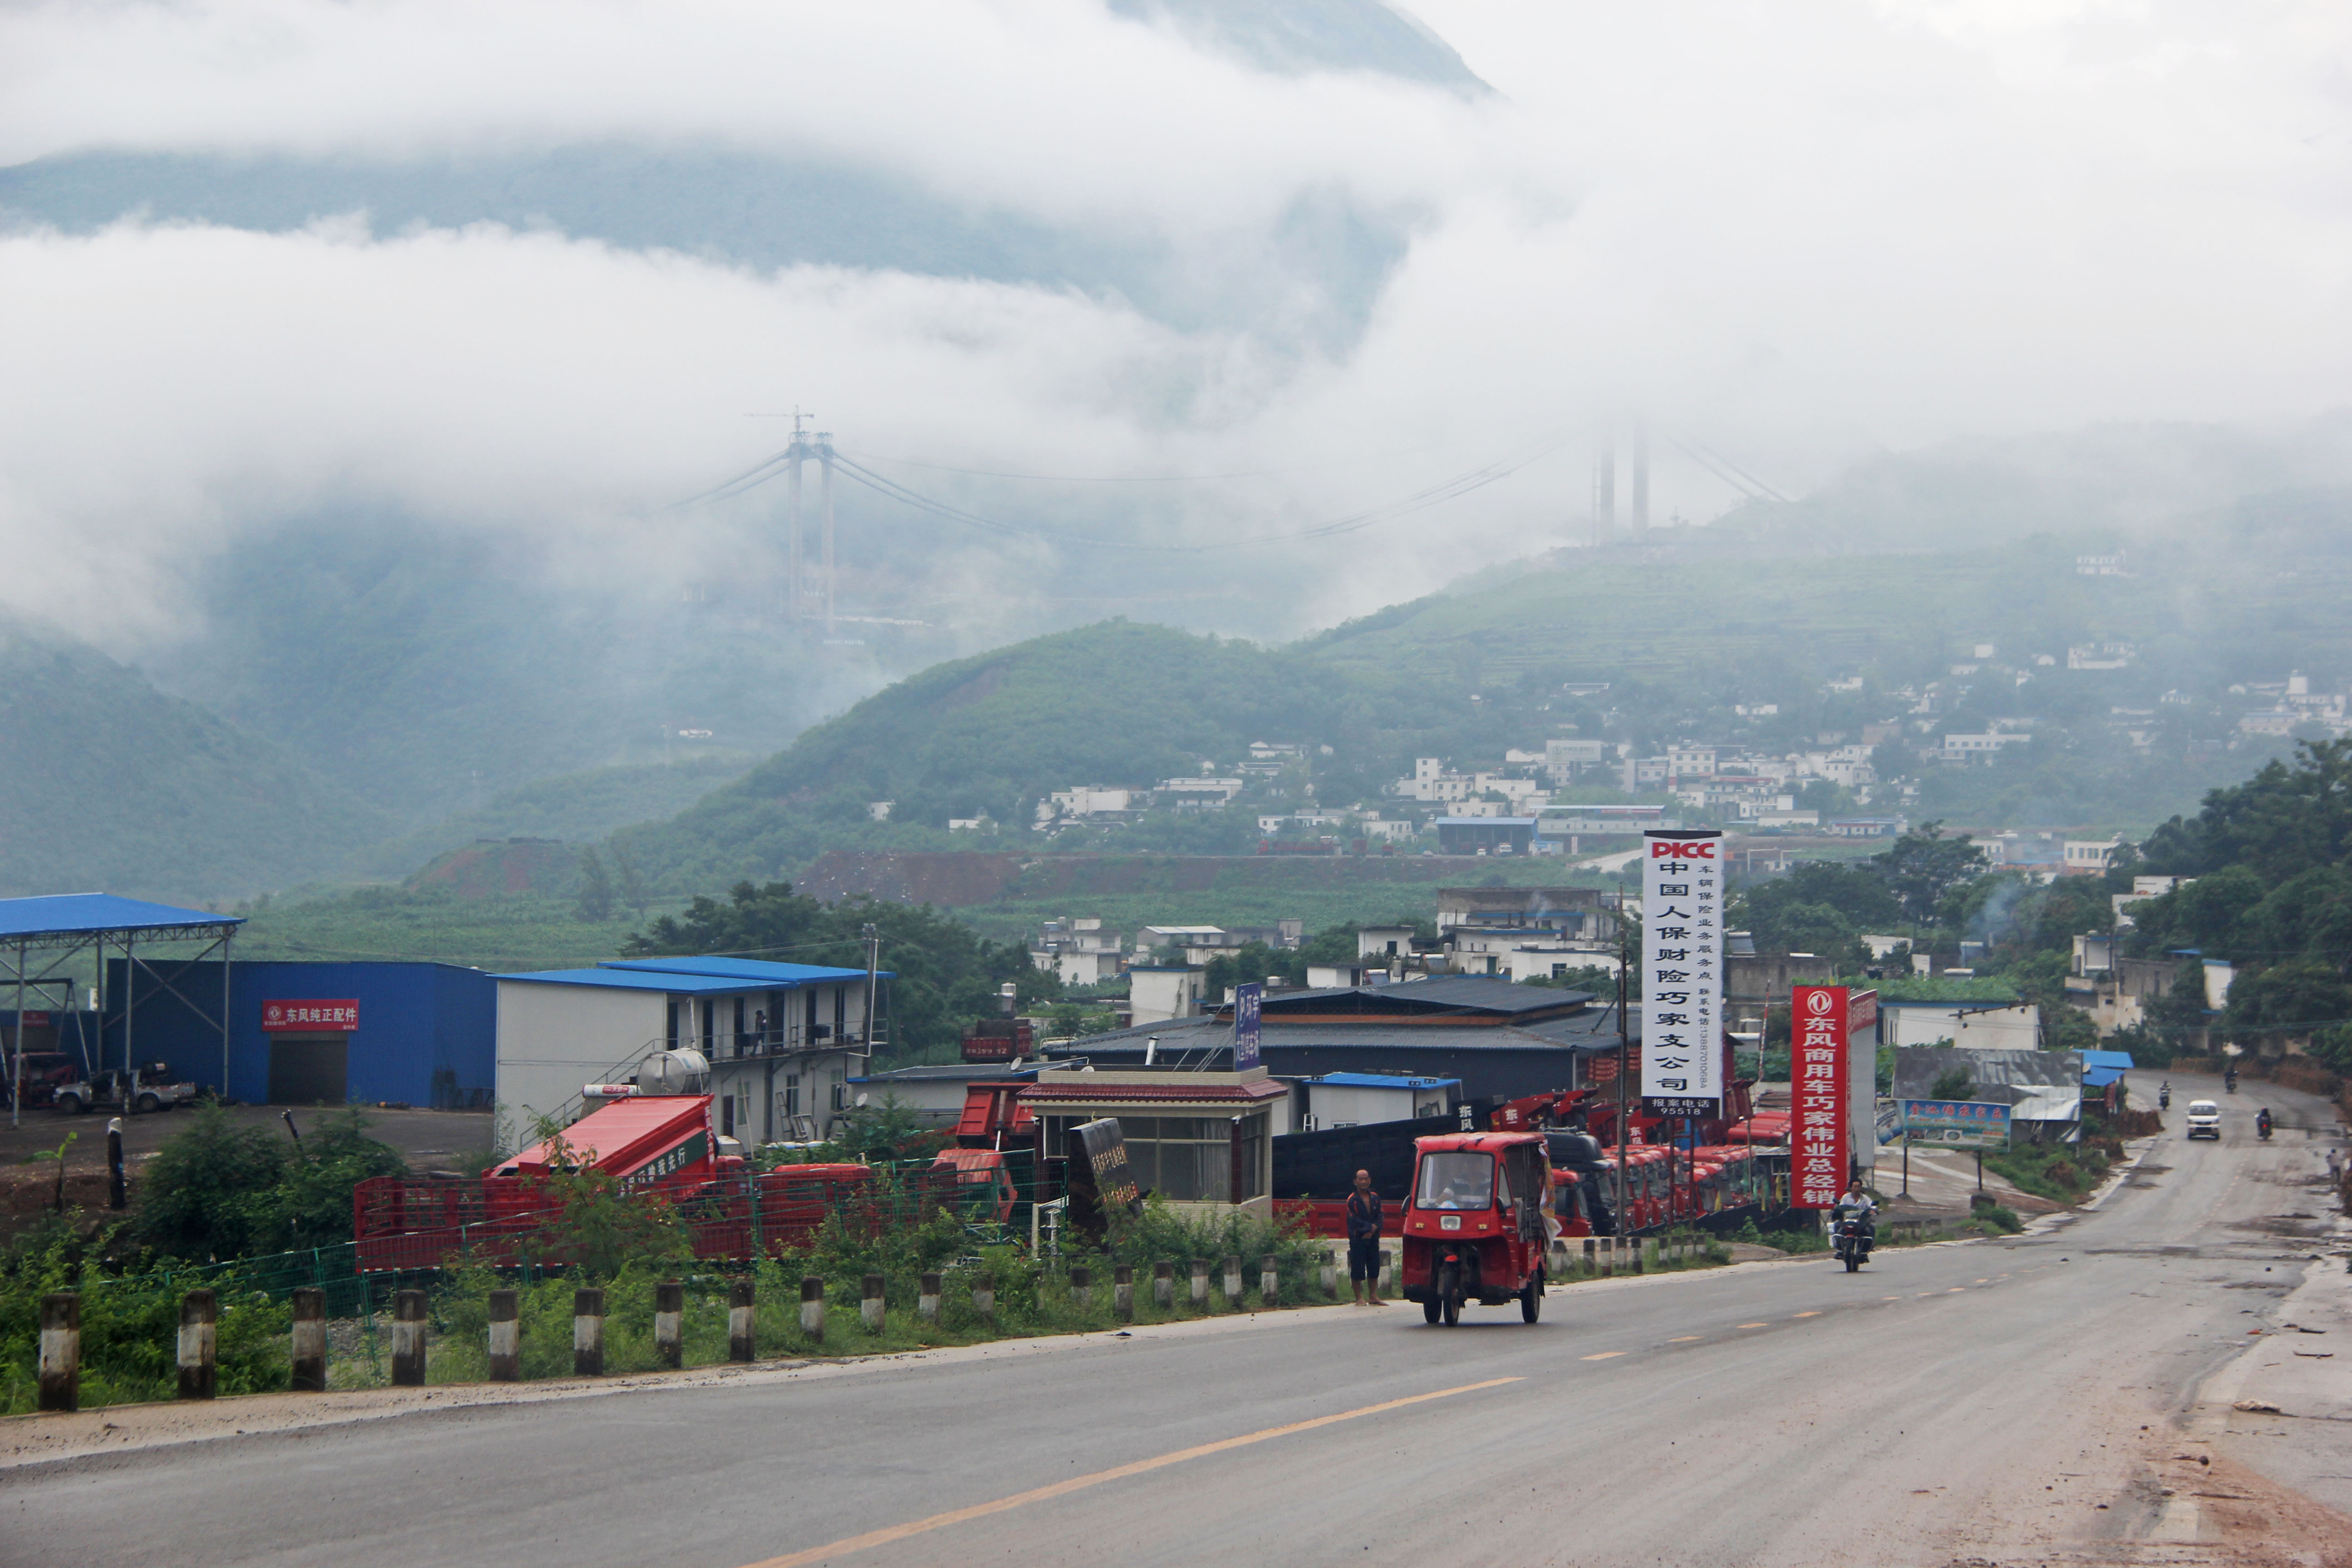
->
xmin=105 ymin=958 xmax=496 ymax=1108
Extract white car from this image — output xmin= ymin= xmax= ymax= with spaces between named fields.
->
xmin=2185 ymin=1099 xmax=2222 ymax=1140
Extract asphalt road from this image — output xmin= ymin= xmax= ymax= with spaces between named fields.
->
xmin=6 ymin=1072 xmax=2345 ymax=1568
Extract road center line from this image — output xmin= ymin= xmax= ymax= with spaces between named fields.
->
xmin=735 ymin=1377 xmax=1524 ymax=1568
xmin=1582 ymin=1351 xmax=1627 ymax=1360
xmin=1668 ymin=1336 xmax=1702 ymax=1342
xmin=1738 ymin=1322 xmax=1768 ymax=1328
xmin=1792 ymin=1311 xmax=1822 ymax=1318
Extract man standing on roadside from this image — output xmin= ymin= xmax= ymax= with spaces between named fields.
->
xmin=1347 ymin=1169 xmax=1386 ymax=1306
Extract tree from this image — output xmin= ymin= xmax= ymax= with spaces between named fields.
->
xmin=1872 ymin=822 xmax=1989 ymax=926
xmin=2223 ymin=959 xmax=2352 ymax=1049
xmin=575 ymin=848 xmax=615 ymax=922
xmin=611 ymin=848 xmax=653 ymax=921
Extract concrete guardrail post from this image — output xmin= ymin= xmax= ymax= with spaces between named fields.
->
xmin=573 ymin=1288 xmax=606 ymax=1377
xmin=1319 ymin=1247 xmax=1338 ymax=1299
xmin=973 ymin=1271 xmax=996 ymax=1323
xmin=291 ymin=1286 xmax=328 ymax=1392
xmin=1221 ymin=1256 xmax=1242 ymax=1301
xmin=391 ymin=1289 xmax=429 ymax=1387
xmin=1069 ymin=1265 xmax=1091 ymax=1311
xmin=1153 ymin=1261 xmax=1173 ymax=1310
xmin=1583 ymin=1238 xmax=1597 ymax=1278
xmin=487 ymin=1289 xmax=519 ymax=1382
xmin=177 ymin=1288 xmax=218 ymax=1400
xmin=1190 ymin=1259 xmax=1208 ymax=1306
xmin=654 ymin=1281 xmax=684 ymax=1370
xmin=729 ymin=1279 xmax=756 ymax=1362
xmin=1113 ymin=1265 xmax=1133 ymax=1322
xmin=39 ymin=1293 xmax=79 ymax=1413
xmin=861 ymin=1273 xmax=885 ymax=1333
xmin=918 ymin=1272 xmax=942 ymax=1324
xmin=801 ymin=1277 xmax=825 ymax=1343
xmin=1259 ymin=1255 xmax=1279 ymax=1308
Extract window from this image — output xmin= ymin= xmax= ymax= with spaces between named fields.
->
xmin=1416 ymin=1152 xmax=1495 ymax=1210
xmin=781 ymin=1074 xmax=799 ymax=1117
xmin=1048 ymin=1114 xmax=1245 ymax=1202
xmin=834 ymin=987 xmax=848 ymax=1042
xmin=832 ymin=1080 xmax=847 ymax=1111
xmin=721 ymin=1095 xmax=735 ymax=1137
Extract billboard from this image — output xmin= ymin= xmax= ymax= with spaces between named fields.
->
xmin=1640 ymin=829 xmax=1724 ymax=1118
xmin=1063 ymin=1117 xmax=1142 ymax=1240
xmin=1901 ymin=1099 xmax=2011 ymax=1148
xmin=262 ymin=999 xmax=358 ymax=1032
xmin=1789 ymin=984 xmax=1877 ymax=1208
xmin=1234 ymin=981 xmax=1263 ymax=1071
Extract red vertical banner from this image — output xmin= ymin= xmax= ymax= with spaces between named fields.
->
xmin=1790 ymin=985 xmax=1847 ymax=1209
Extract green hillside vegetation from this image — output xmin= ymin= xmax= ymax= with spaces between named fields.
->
xmin=1310 ymin=498 xmax=2352 ymax=697
xmin=0 ymin=618 xmax=387 ymax=902
xmin=2125 ymin=739 xmax=2352 ymax=1074
xmin=355 ymin=754 xmax=755 ymax=878
xmin=226 ymin=886 xmax=692 ymax=973
xmin=612 ymin=620 xmax=1555 ymax=892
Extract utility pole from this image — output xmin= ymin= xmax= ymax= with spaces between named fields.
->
xmin=861 ymin=923 xmax=880 ymax=1078
xmin=1615 ymin=881 xmax=1630 ymax=1240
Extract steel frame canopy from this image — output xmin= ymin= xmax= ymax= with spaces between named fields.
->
xmin=0 ymin=893 xmax=245 ymax=1128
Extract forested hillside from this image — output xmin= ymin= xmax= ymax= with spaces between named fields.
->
xmin=0 ymin=618 xmax=387 ymax=901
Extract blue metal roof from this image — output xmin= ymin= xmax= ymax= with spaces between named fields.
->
xmin=598 ymin=957 xmax=888 ymax=986
xmin=490 ymin=967 xmax=771 ymax=995
xmin=2081 ymin=1049 xmax=2135 ymax=1087
xmin=0 ymin=893 xmax=243 ymax=941
xmin=1308 ymin=1073 xmax=1460 ymax=1090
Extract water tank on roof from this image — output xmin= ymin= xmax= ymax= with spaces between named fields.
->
xmin=639 ymin=1049 xmax=710 ymax=1096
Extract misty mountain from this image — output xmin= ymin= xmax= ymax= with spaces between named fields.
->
xmin=142 ymin=521 xmax=925 ymax=827
xmin=1698 ymin=419 xmax=2352 ymax=554
xmin=607 ymin=618 xmax=1521 ymax=891
xmin=0 ymin=617 xmax=387 ymax=902
xmin=0 ymin=2 xmax=1470 ymax=357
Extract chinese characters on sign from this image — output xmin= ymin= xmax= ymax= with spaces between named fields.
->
xmin=1788 ymin=985 xmax=1875 ymax=1208
xmin=1640 ymin=828 xmax=1723 ymax=1118
xmin=1233 ymin=981 xmax=1262 ymax=1071
xmin=260 ymin=999 xmax=360 ymax=1032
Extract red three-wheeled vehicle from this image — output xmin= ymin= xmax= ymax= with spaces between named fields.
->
xmin=1400 ymin=1131 xmax=1552 ymax=1326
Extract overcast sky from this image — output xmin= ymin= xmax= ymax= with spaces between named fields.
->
xmin=2 ymin=0 xmax=2347 ymax=647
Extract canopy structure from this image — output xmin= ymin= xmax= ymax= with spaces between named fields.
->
xmin=0 ymin=893 xmax=245 ymax=1126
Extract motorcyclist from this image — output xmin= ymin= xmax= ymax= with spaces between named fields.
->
xmin=2225 ymin=1066 xmax=2239 ymax=1093
xmin=2159 ymin=1079 xmax=2171 ymax=1110
xmin=1831 ymin=1182 xmax=1877 ymax=1244
xmin=2257 ymin=1107 xmax=2274 ymax=1140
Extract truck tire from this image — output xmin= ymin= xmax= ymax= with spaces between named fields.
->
xmin=136 ymin=1092 xmax=162 ymax=1113
xmin=1438 ymin=1264 xmax=1460 ymax=1327
xmin=1423 ymin=1299 xmax=1442 ymax=1324
xmin=1520 ymin=1282 xmax=1542 ymax=1323
xmin=62 ymin=1093 xmax=88 ymax=1115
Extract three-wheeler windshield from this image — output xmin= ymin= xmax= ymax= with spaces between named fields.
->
xmin=1416 ymin=1152 xmax=1496 ymax=1210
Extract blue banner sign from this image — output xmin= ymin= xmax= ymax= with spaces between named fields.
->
xmin=1235 ymin=982 xmax=1262 ymax=1071
xmin=1901 ymin=1098 xmax=2011 ymax=1149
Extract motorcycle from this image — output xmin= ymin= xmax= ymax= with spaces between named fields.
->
xmin=2258 ymin=1112 xmax=2274 ymax=1142
xmin=2225 ymin=1070 xmax=2239 ymax=1093
xmin=1832 ymin=1206 xmax=1875 ymax=1273
xmin=2159 ymin=1087 xmax=2171 ymax=1110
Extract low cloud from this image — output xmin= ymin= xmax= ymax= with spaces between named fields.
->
xmin=2 ymin=0 xmax=2347 ymax=653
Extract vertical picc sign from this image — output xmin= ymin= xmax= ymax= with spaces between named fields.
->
xmin=1640 ymin=828 xmax=1724 ymax=1119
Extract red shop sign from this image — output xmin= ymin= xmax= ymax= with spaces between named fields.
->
xmin=262 ymin=999 xmax=359 ymax=1032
